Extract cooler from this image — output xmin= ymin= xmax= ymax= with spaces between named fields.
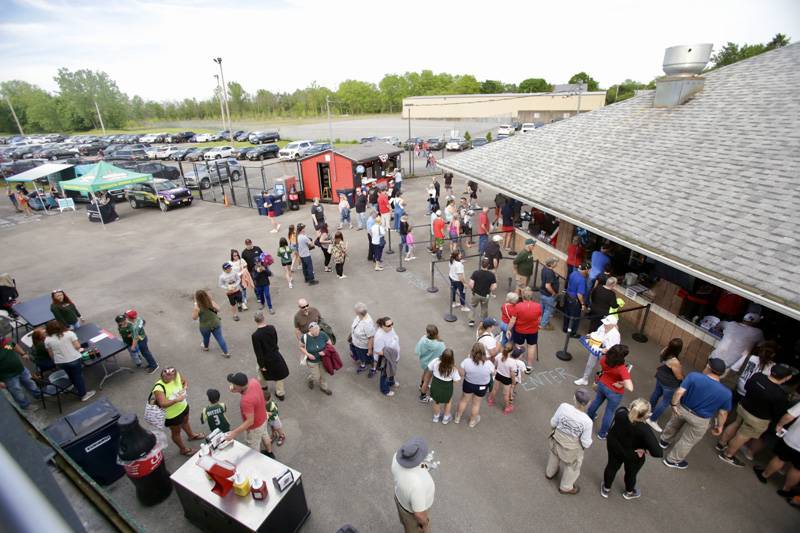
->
xmin=44 ymin=397 xmax=125 ymax=485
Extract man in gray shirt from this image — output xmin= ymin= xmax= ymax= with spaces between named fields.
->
xmin=296 ymin=223 xmax=318 ymax=285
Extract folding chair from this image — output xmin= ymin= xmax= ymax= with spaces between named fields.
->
xmin=57 ymin=198 xmax=76 ymax=213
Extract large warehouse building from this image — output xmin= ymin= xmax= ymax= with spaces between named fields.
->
xmin=401 ymin=89 xmax=606 ymax=122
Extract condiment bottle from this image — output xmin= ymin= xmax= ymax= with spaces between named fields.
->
xmin=250 ymin=477 xmax=268 ymax=501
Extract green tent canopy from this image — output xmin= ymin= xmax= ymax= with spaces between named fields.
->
xmin=59 ymin=161 xmax=151 ymax=193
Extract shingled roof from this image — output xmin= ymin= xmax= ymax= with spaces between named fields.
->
xmin=439 ymin=43 xmax=800 ymax=320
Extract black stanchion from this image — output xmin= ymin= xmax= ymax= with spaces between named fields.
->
xmin=427 ymin=261 xmax=438 ymax=293
xmin=386 ymin=226 xmax=395 ymax=254
xmin=531 ymin=260 xmax=540 ymax=290
xmin=396 ymin=244 xmax=406 ymax=272
xmin=632 ymin=304 xmax=651 ymax=343
xmin=556 ymin=328 xmax=573 ymax=361
xmin=509 ymin=230 xmax=518 ymax=256
xmin=443 ymin=280 xmax=457 ymax=322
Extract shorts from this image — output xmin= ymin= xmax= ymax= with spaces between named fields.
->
xmin=434 ymin=237 xmax=445 ymax=248
xmin=502 ymin=225 xmax=514 ymax=233
xmin=290 ymin=244 xmax=298 ymax=252
xmin=495 ymin=373 xmax=513 ymax=386
xmin=164 ymin=405 xmax=189 ymax=427
xmin=245 ymin=423 xmax=269 ymax=451
xmin=462 ymin=380 xmax=489 ymax=397
xmin=268 ymin=210 xmax=276 ymax=217
xmin=268 ymin=416 xmax=283 ymax=431
xmin=734 ymin=404 xmax=770 ymax=440
xmin=449 ymin=233 xmax=458 ymax=242
xmin=227 ymin=291 xmax=243 ymax=306
xmin=512 ymin=330 xmax=538 ymax=345
xmin=774 ymin=439 xmax=800 ymax=469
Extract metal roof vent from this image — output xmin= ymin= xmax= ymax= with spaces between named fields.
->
xmin=655 ymin=44 xmax=713 ymax=108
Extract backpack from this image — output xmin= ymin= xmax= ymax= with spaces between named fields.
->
xmin=259 ymin=252 xmax=274 ymax=266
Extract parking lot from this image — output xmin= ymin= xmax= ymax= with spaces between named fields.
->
xmin=2 ymin=172 xmax=796 ymax=533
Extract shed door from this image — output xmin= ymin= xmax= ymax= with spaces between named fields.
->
xmin=317 ymin=163 xmax=332 ymax=202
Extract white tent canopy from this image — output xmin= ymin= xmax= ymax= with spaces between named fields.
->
xmin=4 ymin=163 xmax=74 ymax=182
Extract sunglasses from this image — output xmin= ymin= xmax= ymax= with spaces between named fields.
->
xmin=384 ymin=323 xmax=394 ymax=328
xmin=300 ymin=305 xmax=309 ymax=309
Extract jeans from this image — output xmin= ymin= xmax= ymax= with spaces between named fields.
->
xmin=540 ymin=293 xmax=556 ymax=327
xmin=200 ymin=326 xmax=229 ymax=354
xmin=649 ymin=380 xmax=676 ymax=422
xmin=562 ymin=296 xmax=582 ymax=334
xmin=357 ymin=211 xmax=367 ymax=229
xmin=380 ymin=370 xmax=396 ymax=395
xmin=450 ymin=280 xmax=465 ymax=306
xmin=499 ymin=322 xmax=509 ymax=346
xmin=478 ymin=234 xmax=488 ymax=255
xmin=240 ymin=287 xmax=248 ymax=305
xmin=134 ymin=336 xmax=158 ymax=369
xmin=587 ymin=381 xmax=623 ymax=438
xmin=2 ymin=367 xmax=41 ymax=408
xmin=373 ymin=242 xmax=385 ymax=263
xmin=59 ymin=359 xmax=87 ymax=398
xmin=340 ymin=210 xmax=351 ymax=224
xmin=300 ymin=255 xmax=315 ymax=281
xmin=255 ymin=285 xmax=272 ymax=310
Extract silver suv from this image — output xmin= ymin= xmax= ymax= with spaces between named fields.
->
xmin=182 ymin=158 xmax=242 ymax=189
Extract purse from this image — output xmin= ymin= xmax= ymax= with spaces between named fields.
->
xmin=144 ymin=384 xmax=166 ymax=428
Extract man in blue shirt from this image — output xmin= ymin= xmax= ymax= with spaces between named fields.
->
xmin=588 ymin=244 xmax=611 ymax=292
xmin=660 ymin=358 xmax=732 ymax=469
xmin=562 ymin=263 xmax=589 ymax=337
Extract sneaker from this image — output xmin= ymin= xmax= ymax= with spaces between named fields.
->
xmin=714 ymin=441 xmax=727 ymax=453
xmin=269 ymin=308 xmax=275 ymax=315
xmin=147 ymin=365 xmax=160 ymax=374
xmin=321 ymin=388 xmax=332 ymax=396
xmin=418 ymin=394 xmax=432 ymax=403
xmin=357 ymin=365 xmax=367 ymax=374
xmin=658 ymin=439 xmax=670 ymax=449
xmin=201 ymin=344 xmax=209 ymax=352
xmin=753 ymin=466 xmax=768 ymax=484
xmin=432 ymin=414 xmax=441 ymax=423
xmin=308 ymin=280 xmax=319 ymax=285
xmin=441 ymin=415 xmax=452 ymax=425
xmin=386 ymin=391 xmax=395 ymax=397
xmin=452 ymin=302 xmax=460 ymax=308
xmin=460 ymin=306 xmax=471 ymax=312
xmin=718 ymin=452 xmax=744 ymax=467
xmin=468 ymin=320 xmax=475 ymax=327
xmin=663 ymin=458 xmax=688 ymax=469
xmin=241 ymin=303 xmax=248 ymax=311
xmin=232 ymin=316 xmax=240 ymax=321
xmin=454 ymin=415 xmax=461 ymax=424
xmin=597 ymin=433 xmax=607 ymax=441
xmin=375 ymin=267 xmax=384 ymax=271
xmin=573 ymin=378 xmax=589 ymax=386
xmin=600 ymin=484 xmax=610 ymax=498
xmin=468 ymin=415 xmax=481 ymax=428
xmin=368 ymin=368 xmax=376 ymax=378
xmin=645 ymin=419 xmax=663 ymax=432
xmin=338 ymin=275 xmax=347 ymax=279
xmin=222 ymin=352 xmax=232 ymax=358
xmin=288 ymin=282 xmax=293 ymax=289
xmin=558 ymin=485 xmax=580 ymax=495
xmin=525 ymin=366 xmax=532 ymax=375
xmin=80 ymin=390 xmax=96 ymax=402
xmin=622 ymin=489 xmax=641 ymax=500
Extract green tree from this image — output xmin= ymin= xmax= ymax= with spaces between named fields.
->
xmin=226 ymin=81 xmax=248 ymax=116
xmin=568 ymin=72 xmax=599 ymax=91
xmin=486 ymin=131 xmax=492 ymax=142
xmin=379 ymin=74 xmax=409 ymax=112
xmin=480 ymin=79 xmax=504 ymax=93
xmin=54 ymin=68 xmax=128 ymax=130
xmin=519 ymin=78 xmax=551 ymax=93
xmin=605 ymin=79 xmax=652 ymax=104
xmin=451 ymin=75 xmax=481 ymax=94
xmin=464 ymin=131 xmax=471 ymax=142
xmin=709 ymin=33 xmax=790 ymax=69
xmin=0 ymin=80 xmax=63 ymax=132
xmin=336 ymin=80 xmax=380 ymax=114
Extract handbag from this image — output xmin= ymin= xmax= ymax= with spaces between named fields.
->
xmin=144 ymin=384 xmax=166 ymax=428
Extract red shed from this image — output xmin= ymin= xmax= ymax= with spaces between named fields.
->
xmin=298 ymin=142 xmax=404 ymax=203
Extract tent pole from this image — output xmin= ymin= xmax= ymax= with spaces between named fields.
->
xmin=92 ymin=191 xmax=106 ymax=230
xmin=34 ymin=181 xmax=50 ymax=216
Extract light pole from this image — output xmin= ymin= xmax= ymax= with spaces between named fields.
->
xmin=214 ymin=74 xmax=227 ymax=134
xmin=325 ymin=95 xmax=333 ymax=146
xmin=213 ymin=57 xmax=233 ymax=141
xmin=94 ymin=99 xmax=106 ymax=135
xmin=3 ymin=94 xmax=24 ymax=135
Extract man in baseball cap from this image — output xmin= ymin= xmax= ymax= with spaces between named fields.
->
xmin=661 ymin=358 xmax=733 ymax=470
xmin=708 ymin=313 xmax=765 ymax=367
xmin=391 ymin=436 xmax=434 ymax=533
xmin=546 ymin=388 xmax=594 ymax=495
xmin=224 ymin=372 xmax=274 ymax=458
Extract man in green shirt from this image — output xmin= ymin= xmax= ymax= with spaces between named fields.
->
xmin=0 ymin=338 xmax=41 ymax=411
xmin=513 ymin=239 xmax=537 ymax=292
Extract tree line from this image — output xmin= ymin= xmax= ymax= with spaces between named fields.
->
xmin=0 ymin=34 xmax=788 ymax=133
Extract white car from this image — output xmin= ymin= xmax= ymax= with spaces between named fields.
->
xmin=139 ymin=133 xmax=165 ymax=143
xmin=279 ymin=140 xmax=315 ymax=159
xmin=193 ymin=133 xmax=214 ymax=142
xmin=204 ymin=146 xmax=236 ymax=160
xmin=520 ymin=123 xmax=537 ymax=133
xmin=497 ymin=124 xmax=515 ymax=136
xmin=157 ymin=146 xmax=184 ymax=159
xmin=379 ymin=136 xmax=401 ymax=146
xmin=145 ymin=146 xmax=163 ymax=159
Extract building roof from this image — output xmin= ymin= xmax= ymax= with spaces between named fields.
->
xmin=404 ymin=92 xmax=606 ymax=100
xmin=439 ymin=44 xmax=800 ymax=320
xmin=334 ymin=142 xmax=404 ymax=163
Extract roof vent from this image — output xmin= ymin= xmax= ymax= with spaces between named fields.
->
xmin=655 ymin=44 xmax=713 ymax=107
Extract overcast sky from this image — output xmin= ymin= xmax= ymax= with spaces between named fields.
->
xmin=1 ymin=0 xmax=798 ymax=101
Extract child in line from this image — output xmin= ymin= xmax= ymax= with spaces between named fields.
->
xmin=200 ymin=388 xmax=230 ymax=433
xmin=404 ymin=225 xmax=416 ymax=261
xmin=116 ymin=310 xmax=159 ymax=372
xmin=265 ymin=390 xmax=286 ymax=446
xmin=116 ymin=314 xmax=143 ymax=368
xmin=338 ymin=195 xmax=352 ymax=230
xmin=252 ymin=262 xmax=274 ymax=314
xmin=510 ymin=346 xmax=527 ymax=403
xmin=488 ymin=343 xmax=517 ymax=415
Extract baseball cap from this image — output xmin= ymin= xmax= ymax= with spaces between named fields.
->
xmin=771 ymin=364 xmax=798 ymax=379
xmin=226 ymin=372 xmax=248 ymax=387
xmin=574 ymin=388 xmax=591 ymax=406
xmin=743 ymin=312 xmax=762 ymax=323
xmin=307 ymin=321 xmax=319 ymax=330
xmin=125 ymin=309 xmax=138 ymax=320
xmin=482 ymin=317 xmax=498 ymax=328
xmin=222 ymin=262 xmax=232 ymax=270
xmin=524 ymin=238 xmax=535 ymax=245
xmin=601 ymin=314 xmax=618 ymax=325
xmin=115 ymin=314 xmax=126 ymax=324
xmin=707 ymin=357 xmax=726 ymax=376
xmin=244 ymin=238 xmax=253 ymax=244
xmin=510 ymin=346 xmax=526 ymax=358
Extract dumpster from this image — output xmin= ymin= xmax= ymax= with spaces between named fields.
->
xmin=45 ymin=397 xmax=125 ymax=485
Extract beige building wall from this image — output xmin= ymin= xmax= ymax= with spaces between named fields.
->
xmin=401 ymin=93 xmax=606 ymax=120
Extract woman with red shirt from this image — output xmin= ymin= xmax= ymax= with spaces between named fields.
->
xmin=567 ymin=236 xmax=584 ymax=277
xmin=508 ymin=288 xmax=542 ymax=374
xmin=499 ymin=292 xmax=519 ymax=347
xmin=377 ymin=190 xmax=391 ymax=233
xmin=587 ymin=345 xmax=634 ymax=439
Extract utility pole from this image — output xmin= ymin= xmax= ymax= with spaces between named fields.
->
xmin=326 ymin=95 xmax=333 ymax=146
xmin=214 ymin=74 xmax=227 ymax=134
xmin=407 ymin=104 xmax=413 ymax=175
xmin=214 ymin=57 xmax=233 ymax=141
xmin=94 ymin=99 xmax=106 ymax=135
xmin=4 ymin=95 xmax=24 ymax=135
xmin=576 ymin=78 xmax=585 ymax=116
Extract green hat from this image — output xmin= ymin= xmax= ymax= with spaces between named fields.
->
xmin=524 ymin=238 xmax=535 ymax=245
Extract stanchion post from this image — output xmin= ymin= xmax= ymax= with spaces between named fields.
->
xmin=632 ymin=304 xmax=651 ymax=343
xmin=427 ymin=261 xmax=439 ymax=293
xmin=396 ymin=242 xmax=406 ymax=272
xmin=386 ymin=226 xmax=395 ymax=254
xmin=509 ymin=230 xmax=518 ymax=256
xmin=443 ymin=278 xmax=457 ymax=322
xmin=555 ymin=326 xmax=573 ymax=361
xmin=531 ymin=260 xmax=540 ymax=290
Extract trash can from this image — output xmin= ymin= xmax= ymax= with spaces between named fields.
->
xmin=254 ymin=194 xmax=267 ymax=216
xmin=45 ymin=397 xmax=125 ymax=485
xmin=272 ymin=197 xmax=284 ymax=216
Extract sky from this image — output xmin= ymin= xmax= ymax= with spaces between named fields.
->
xmin=0 ymin=0 xmax=798 ymax=101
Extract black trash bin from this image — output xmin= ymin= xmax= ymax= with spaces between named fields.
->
xmin=254 ymin=194 xmax=266 ymax=216
xmin=45 ymin=397 xmax=125 ymax=485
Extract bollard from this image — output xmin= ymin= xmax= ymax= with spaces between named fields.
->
xmin=509 ymin=230 xmax=518 ymax=256
xmin=386 ymin=226 xmax=395 ymax=254
xmin=443 ymin=281 xmax=457 ymax=322
xmin=427 ymin=261 xmax=439 ymax=293
xmin=632 ymin=304 xmax=651 ymax=343
xmin=555 ymin=327 xmax=573 ymax=361
xmin=396 ymin=244 xmax=406 ymax=272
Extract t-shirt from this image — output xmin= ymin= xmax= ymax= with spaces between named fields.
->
xmin=44 ymin=331 xmax=82 ymax=364
xmin=448 ymin=260 xmax=464 ymax=282
xmin=241 ymin=246 xmax=264 ymax=271
xmin=588 ymin=324 xmax=621 ymax=352
xmin=350 ymin=315 xmax=377 ymax=350
xmin=311 ymin=204 xmax=325 ymax=223
xmin=598 ymin=356 xmax=631 ymax=392
xmin=566 ymin=244 xmax=584 ymax=267
xmin=432 ymin=218 xmax=445 ymax=239
xmin=201 ymin=402 xmax=230 ymax=433
xmin=277 ymin=246 xmax=292 ymax=266
xmin=783 ymin=402 xmax=800 ymax=452
xmin=416 ymin=337 xmax=445 ymax=370
xmin=709 ymin=322 xmax=765 ymax=367
xmin=477 ymin=332 xmax=497 ymax=357
xmin=218 ymin=271 xmax=241 ymax=292
xmin=427 ymin=358 xmax=461 ymax=382
xmin=483 ymin=242 xmax=502 ymax=269
xmin=679 ymin=372 xmax=733 ymax=419
xmin=0 ymin=340 xmax=24 ymax=381
xmin=740 ymin=373 xmax=787 ymax=422
xmin=566 ymin=270 xmax=587 ymax=299
xmin=378 ymin=194 xmax=390 ymax=214
xmin=550 ymin=402 xmax=593 ymax=449
xmin=374 ymin=329 xmax=400 ymax=359
xmin=540 ymin=267 xmax=559 ymax=296
xmin=495 ymin=356 xmax=517 ymax=379
xmin=510 ymin=301 xmax=542 ymax=334
xmin=512 ymin=359 xmax=527 ymax=383
xmin=470 ymin=269 xmax=496 ymax=297
xmin=371 ymin=223 xmax=385 ymax=245
xmin=355 ymin=194 xmax=367 ymax=213
xmin=514 ymin=250 xmax=534 ymax=276
xmin=589 ymin=251 xmax=610 ymax=280
xmin=294 ymin=308 xmax=321 ymax=334
xmin=303 ymin=331 xmax=329 ymax=364
xmin=478 ymin=211 xmax=490 ymax=234
xmin=240 ymin=378 xmax=267 ymax=430
xmin=460 ymin=358 xmax=494 ymax=385
xmin=297 ymin=234 xmax=313 ymax=257
xmin=198 ymin=307 xmax=221 ymax=330
xmin=392 ymin=456 xmax=435 ymax=513
xmin=730 ymin=354 xmax=774 ymax=396
xmin=394 ymin=171 xmax=403 ymax=183
xmin=591 ymin=286 xmax=617 ymax=315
